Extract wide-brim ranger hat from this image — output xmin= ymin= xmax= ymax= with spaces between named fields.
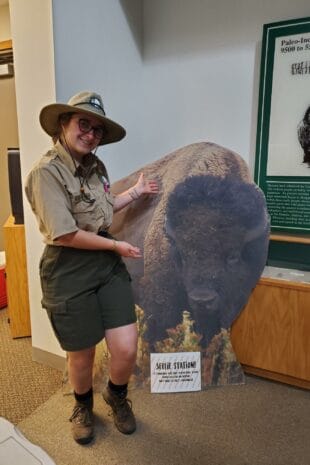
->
xmin=39 ymin=91 xmax=126 ymax=145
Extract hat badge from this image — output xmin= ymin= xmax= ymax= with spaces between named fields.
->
xmin=89 ymin=97 xmax=104 ymax=113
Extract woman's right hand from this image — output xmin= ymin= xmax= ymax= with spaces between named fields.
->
xmin=114 ymin=240 xmax=142 ymax=258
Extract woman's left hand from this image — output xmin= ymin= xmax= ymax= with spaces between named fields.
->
xmin=134 ymin=172 xmax=159 ymax=197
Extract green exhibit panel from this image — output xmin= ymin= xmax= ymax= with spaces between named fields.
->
xmin=254 ymin=17 xmax=310 ymax=271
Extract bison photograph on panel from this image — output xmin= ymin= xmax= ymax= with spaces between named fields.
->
xmin=109 ymin=142 xmax=270 ymax=389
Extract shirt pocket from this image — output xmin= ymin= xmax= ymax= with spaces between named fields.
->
xmin=70 ymin=192 xmax=96 ymax=212
xmin=92 ymin=187 xmax=114 ymax=228
xmin=68 ymin=191 xmax=99 ymax=230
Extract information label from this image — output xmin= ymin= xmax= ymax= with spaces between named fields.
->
xmin=266 ymin=181 xmax=310 ymax=230
xmin=150 ymin=352 xmax=201 ymax=393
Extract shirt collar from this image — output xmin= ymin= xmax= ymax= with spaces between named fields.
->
xmin=54 ymin=140 xmax=98 ymax=177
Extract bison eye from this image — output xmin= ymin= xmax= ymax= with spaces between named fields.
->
xmin=226 ymin=251 xmax=240 ymax=266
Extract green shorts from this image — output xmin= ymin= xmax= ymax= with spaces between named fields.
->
xmin=39 ymin=245 xmax=136 ymax=351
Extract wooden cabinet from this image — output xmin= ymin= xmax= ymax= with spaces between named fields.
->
xmin=231 ymin=276 xmax=310 ymax=389
xmin=3 ymin=216 xmax=31 ymax=338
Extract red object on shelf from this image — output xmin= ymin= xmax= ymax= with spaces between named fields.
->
xmin=0 ymin=266 xmax=7 ymax=308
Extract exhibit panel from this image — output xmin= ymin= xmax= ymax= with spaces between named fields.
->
xmin=233 ymin=17 xmax=310 ymax=390
xmin=255 ymin=16 xmax=310 ymax=270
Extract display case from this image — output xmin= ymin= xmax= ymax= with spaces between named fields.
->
xmin=231 ymin=264 xmax=310 ymax=389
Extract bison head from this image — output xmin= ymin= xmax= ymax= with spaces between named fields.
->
xmin=165 ymin=174 xmax=269 ymax=344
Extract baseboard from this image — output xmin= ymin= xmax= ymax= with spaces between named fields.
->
xmin=242 ymin=365 xmax=310 ymax=390
xmin=32 ymin=347 xmax=66 ymax=372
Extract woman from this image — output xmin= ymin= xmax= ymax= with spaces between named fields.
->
xmin=25 ymin=91 xmax=158 ymax=445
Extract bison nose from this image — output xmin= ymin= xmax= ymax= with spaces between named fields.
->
xmin=188 ymin=289 xmax=219 ymax=305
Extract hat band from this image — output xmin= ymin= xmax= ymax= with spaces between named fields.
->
xmin=73 ymin=99 xmax=106 ymax=115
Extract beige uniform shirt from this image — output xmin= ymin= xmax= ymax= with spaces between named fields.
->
xmin=25 ymin=141 xmax=115 ymax=244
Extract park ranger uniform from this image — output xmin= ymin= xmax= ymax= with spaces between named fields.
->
xmin=25 ymin=141 xmax=136 ymax=351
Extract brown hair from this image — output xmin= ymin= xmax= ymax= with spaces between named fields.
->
xmin=52 ymin=112 xmax=75 ymax=143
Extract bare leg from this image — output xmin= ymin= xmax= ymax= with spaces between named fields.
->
xmin=67 ymin=346 xmax=96 ymax=394
xmin=105 ymin=323 xmax=138 ymax=385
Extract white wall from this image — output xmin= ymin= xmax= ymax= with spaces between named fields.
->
xmin=52 ymin=0 xmax=144 ymax=182
xmin=141 ymin=0 xmax=310 ymax=171
xmin=9 ymin=0 xmax=64 ymax=358
xmin=53 ymin=0 xmax=310 ymax=181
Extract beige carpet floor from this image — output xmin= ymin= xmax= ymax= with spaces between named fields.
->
xmin=18 ymin=376 xmax=309 ymax=465
xmin=1 ymin=305 xmax=309 ymax=465
xmin=0 ymin=307 xmax=63 ymax=424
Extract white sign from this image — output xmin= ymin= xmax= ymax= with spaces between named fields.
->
xmin=267 ymin=31 xmax=310 ymax=177
xmin=150 ymin=352 xmax=201 ymax=393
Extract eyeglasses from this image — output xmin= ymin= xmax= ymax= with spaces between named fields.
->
xmin=77 ymin=118 xmax=105 ymax=140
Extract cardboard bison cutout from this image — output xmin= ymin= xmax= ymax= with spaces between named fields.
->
xmin=108 ymin=142 xmax=269 ymax=387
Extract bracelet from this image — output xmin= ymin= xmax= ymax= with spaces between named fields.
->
xmin=128 ymin=187 xmax=139 ymax=200
xmin=112 ymin=239 xmax=118 ymax=251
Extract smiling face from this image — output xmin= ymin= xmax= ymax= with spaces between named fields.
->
xmin=60 ymin=112 xmax=105 ymax=161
